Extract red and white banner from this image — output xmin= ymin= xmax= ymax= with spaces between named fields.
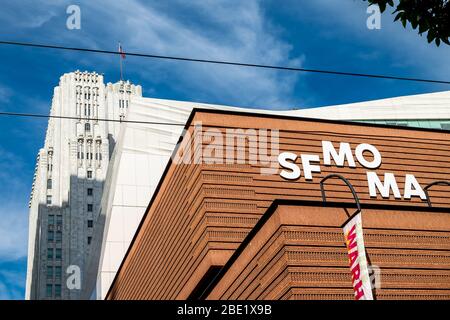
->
xmin=343 ymin=213 xmax=373 ymax=300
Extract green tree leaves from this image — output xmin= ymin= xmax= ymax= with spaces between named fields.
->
xmin=364 ymin=0 xmax=450 ymax=46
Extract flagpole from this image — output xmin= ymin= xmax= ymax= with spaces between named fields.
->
xmin=118 ymin=42 xmax=126 ymax=81
xmin=120 ymin=56 xmax=123 ymax=81
xmin=119 ymin=41 xmax=123 ymax=81
xmin=119 ymin=42 xmax=123 ymax=81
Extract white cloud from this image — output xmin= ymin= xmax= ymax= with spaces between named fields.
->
xmin=0 ymin=148 xmax=29 ymax=261
xmin=288 ymin=0 xmax=450 ymax=81
xmin=19 ymin=0 xmax=304 ymax=109
xmin=0 ymin=204 xmax=28 ymax=261
xmin=0 ymin=261 xmax=26 ymax=299
xmin=90 ymin=0 xmax=304 ymax=108
xmin=0 ymin=280 xmax=22 ymax=300
xmin=0 ymin=0 xmax=64 ymax=29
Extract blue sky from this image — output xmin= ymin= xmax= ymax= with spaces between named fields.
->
xmin=0 ymin=0 xmax=449 ymax=300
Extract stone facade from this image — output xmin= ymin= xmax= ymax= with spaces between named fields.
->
xmin=25 ymin=71 xmax=142 ymax=299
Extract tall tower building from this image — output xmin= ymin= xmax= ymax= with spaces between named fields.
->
xmin=25 ymin=71 xmax=142 ymax=299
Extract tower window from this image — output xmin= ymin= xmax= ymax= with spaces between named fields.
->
xmin=46 ymin=195 xmax=52 ymax=205
xmin=87 ymin=204 xmax=93 ymax=212
xmin=55 ymin=284 xmax=61 ymax=298
xmin=87 ymin=170 xmax=92 ymax=179
xmin=56 ymin=231 xmax=62 ymax=243
xmin=55 ymin=248 xmax=62 ymax=260
xmin=46 ymin=284 xmax=52 ymax=298
xmin=88 ymin=220 xmax=93 ymax=228
xmin=48 ymin=215 xmax=54 ymax=225
xmin=87 ymin=236 xmax=92 ymax=245
xmin=55 ymin=266 xmax=62 ymax=280
xmin=87 ymin=188 xmax=93 ymax=196
xmin=85 ymin=123 xmax=91 ymax=132
xmin=47 ymin=266 xmax=53 ymax=280
xmin=47 ymin=179 xmax=52 ymax=189
xmin=48 ymin=230 xmax=54 ymax=242
xmin=47 ymin=248 xmax=54 ymax=259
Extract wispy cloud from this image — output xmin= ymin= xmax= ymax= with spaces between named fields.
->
xmin=286 ymin=0 xmax=450 ymax=81
xmin=81 ymin=0 xmax=305 ymax=108
xmin=0 ymin=0 xmax=63 ymax=29
xmin=0 ymin=147 xmax=29 ymax=261
xmin=0 ymin=204 xmax=28 ymax=261
xmin=1 ymin=0 xmax=304 ymax=109
xmin=0 ymin=257 xmax=27 ymax=300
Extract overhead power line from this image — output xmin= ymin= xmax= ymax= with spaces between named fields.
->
xmin=1 ymin=111 xmax=448 ymax=139
xmin=0 ymin=40 xmax=449 ymax=85
xmin=0 ymin=111 xmax=186 ymax=126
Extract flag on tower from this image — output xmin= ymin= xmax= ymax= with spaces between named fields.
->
xmin=119 ymin=42 xmax=126 ymax=59
xmin=118 ymin=42 xmax=125 ymax=80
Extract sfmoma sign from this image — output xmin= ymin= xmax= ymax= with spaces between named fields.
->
xmin=278 ymin=140 xmax=427 ymax=201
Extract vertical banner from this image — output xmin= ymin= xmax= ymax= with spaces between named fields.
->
xmin=343 ymin=212 xmax=373 ymax=300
